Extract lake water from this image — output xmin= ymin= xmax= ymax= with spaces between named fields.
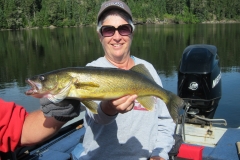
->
xmin=0 ymin=24 xmax=239 ymax=128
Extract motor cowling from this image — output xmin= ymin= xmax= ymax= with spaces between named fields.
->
xmin=178 ymin=44 xmax=222 ymax=120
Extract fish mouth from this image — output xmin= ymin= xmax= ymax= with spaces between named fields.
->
xmin=25 ymin=79 xmax=40 ymax=95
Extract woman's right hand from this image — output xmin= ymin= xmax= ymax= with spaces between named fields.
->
xmin=100 ymin=94 xmax=137 ymax=116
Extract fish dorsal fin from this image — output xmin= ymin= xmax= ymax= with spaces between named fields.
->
xmin=136 ymin=96 xmax=155 ymax=111
xmin=82 ymin=100 xmax=98 ymax=114
xmin=130 ymin=64 xmax=154 ymax=81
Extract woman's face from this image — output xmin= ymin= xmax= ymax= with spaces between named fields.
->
xmin=99 ymin=15 xmax=133 ymax=62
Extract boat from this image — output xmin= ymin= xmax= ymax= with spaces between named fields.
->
xmin=2 ymin=44 xmax=240 ymax=160
xmin=174 ymin=44 xmax=240 ymax=160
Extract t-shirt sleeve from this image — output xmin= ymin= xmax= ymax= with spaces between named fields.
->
xmin=0 ymin=99 xmax=28 ymax=152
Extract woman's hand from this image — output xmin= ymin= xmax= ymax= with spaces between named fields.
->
xmin=101 ymin=94 xmax=137 ymax=116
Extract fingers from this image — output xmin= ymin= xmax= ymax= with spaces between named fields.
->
xmin=100 ymin=95 xmax=138 ymax=115
xmin=111 ymin=94 xmax=137 ymax=113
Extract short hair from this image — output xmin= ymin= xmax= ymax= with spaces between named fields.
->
xmin=97 ymin=9 xmax=135 ymax=33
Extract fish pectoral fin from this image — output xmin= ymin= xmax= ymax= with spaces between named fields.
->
xmin=82 ymin=100 xmax=98 ymax=114
xmin=136 ymin=96 xmax=155 ymax=111
xmin=74 ymin=81 xmax=100 ymax=90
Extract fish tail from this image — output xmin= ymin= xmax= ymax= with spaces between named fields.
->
xmin=165 ymin=92 xmax=185 ymax=122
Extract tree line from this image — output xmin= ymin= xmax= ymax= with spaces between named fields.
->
xmin=0 ymin=0 xmax=240 ymax=30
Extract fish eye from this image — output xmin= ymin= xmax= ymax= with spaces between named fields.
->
xmin=39 ymin=75 xmax=45 ymax=81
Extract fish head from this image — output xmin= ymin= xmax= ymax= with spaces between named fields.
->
xmin=25 ymin=71 xmax=72 ymax=98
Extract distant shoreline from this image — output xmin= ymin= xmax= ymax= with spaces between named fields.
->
xmin=1 ymin=20 xmax=240 ymax=31
xmin=136 ymin=19 xmax=240 ymax=25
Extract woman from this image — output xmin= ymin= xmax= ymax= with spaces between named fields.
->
xmin=72 ymin=1 xmax=176 ymax=160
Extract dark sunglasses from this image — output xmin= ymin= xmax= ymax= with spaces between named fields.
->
xmin=100 ymin=24 xmax=133 ymax=37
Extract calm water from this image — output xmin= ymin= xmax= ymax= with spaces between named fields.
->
xmin=0 ymin=24 xmax=240 ymax=128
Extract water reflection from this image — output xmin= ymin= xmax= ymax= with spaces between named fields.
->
xmin=1 ymin=24 xmax=240 ymax=83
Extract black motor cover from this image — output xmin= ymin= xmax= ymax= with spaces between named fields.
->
xmin=178 ymin=44 xmax=222 ymax=119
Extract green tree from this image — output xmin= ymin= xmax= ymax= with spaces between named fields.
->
xmin=72 ymin=0 xmax=81 ymax=26
xmin=166 ymin=0 xmax=185 ymax=15
xmin=189 ymin=0 xmax=208 ymax=21
xmin=0 ymin=0 xmax=7 ymax=28
xmin=0 ymin=0 xmax=240 ymax=29
xmin=4 ymin=0 xmax=24 ymax=29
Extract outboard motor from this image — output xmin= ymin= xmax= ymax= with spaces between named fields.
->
xmin=178 ymin=44 xmax=222 ymax=124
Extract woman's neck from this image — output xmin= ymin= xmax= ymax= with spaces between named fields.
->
xmin=105 ymin=55 xmax=135 ymax=70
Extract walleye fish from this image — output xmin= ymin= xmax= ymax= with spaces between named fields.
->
xmin=25 ymin=64 xmax=184 ymax=121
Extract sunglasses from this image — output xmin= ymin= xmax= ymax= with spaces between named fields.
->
xmin=100 ymin=24 xmax=133 ymax=37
